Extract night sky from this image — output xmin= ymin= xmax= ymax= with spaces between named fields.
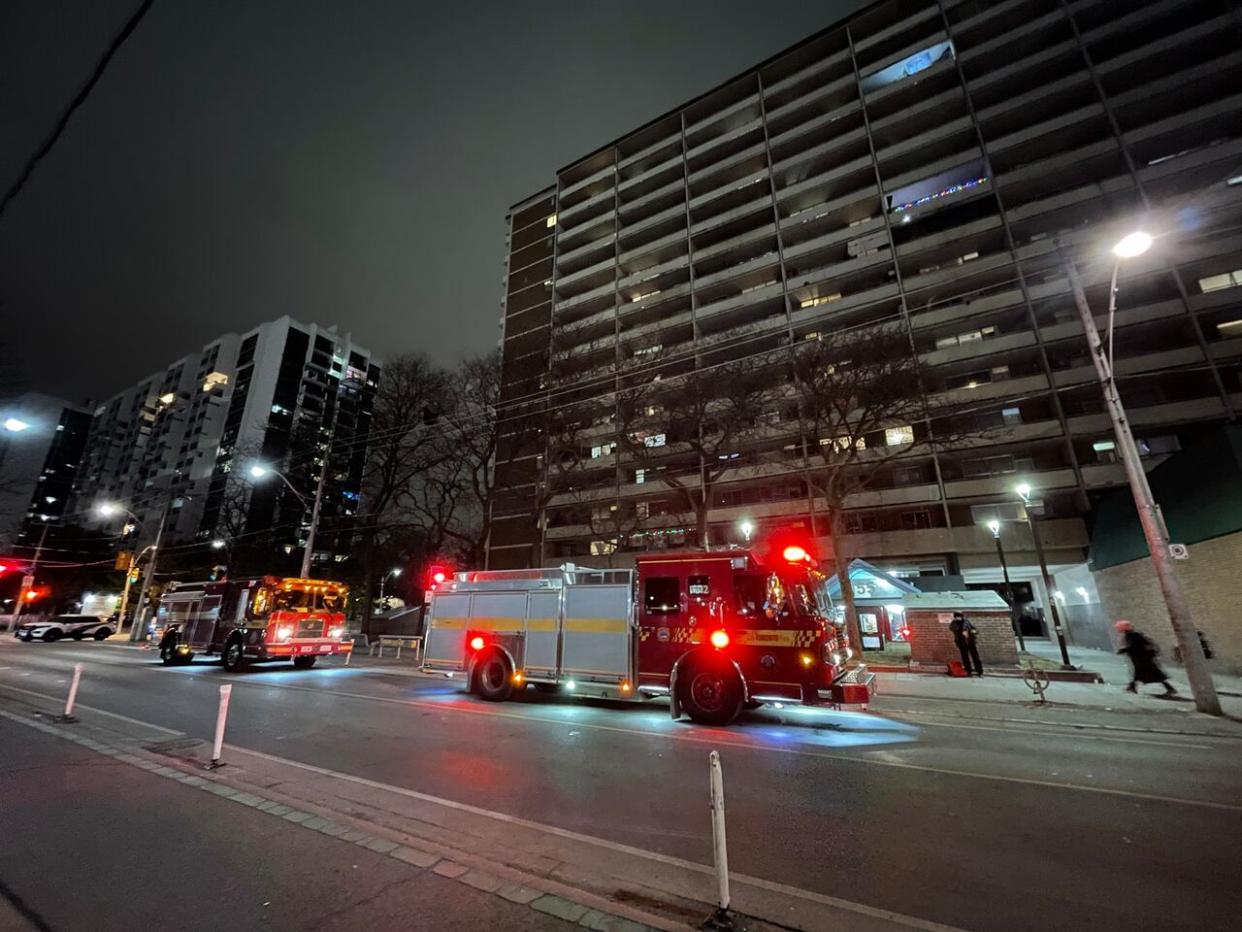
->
xmin=1 ymin=1 xmax=860 ymax=404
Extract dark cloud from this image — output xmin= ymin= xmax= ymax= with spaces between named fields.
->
xmin=0 ymin=1 xmax=859 ymax=403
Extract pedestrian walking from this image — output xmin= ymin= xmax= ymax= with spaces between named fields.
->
xmin=1115 ymin=620 xmax=1176 ymax=695
xmin=949 ymin=612 xmax=983 ymax=676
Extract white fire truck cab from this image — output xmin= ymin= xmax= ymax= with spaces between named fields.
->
xmin=422 ymin=546 xmax=874 ymax=725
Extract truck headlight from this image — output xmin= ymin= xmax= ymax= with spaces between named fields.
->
xmin=328 ymin=626 xmax=343 ymax=639
xmin=276 ymin=625 xmax=293 ymax=642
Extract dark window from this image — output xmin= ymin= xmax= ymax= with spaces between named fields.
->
xmin=644 ymin=577 xmax=681 ymax=615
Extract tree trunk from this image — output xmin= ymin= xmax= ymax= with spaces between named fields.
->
xmin=828 ymin=509 xmax=864 ymax=666
xmin=697 ymin=500 xmax=710 ymax=550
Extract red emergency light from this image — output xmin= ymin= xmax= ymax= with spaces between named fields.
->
xmin=469 ymin=635 xmax=485 ymax=651
xmin=426 ymin=563 xmax=450 ymax=589
xmin=709 ymin=629 xmax=730 ymax=650
xmin=782 ymin=545 xmax=810 ymax=563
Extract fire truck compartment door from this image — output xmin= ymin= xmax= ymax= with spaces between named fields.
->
xmin=560 ymin=585 xmax=632 ymax=679
xmin=524 ymin=591 xmax=560 ymax=676
xmin=424 ymin=593 xmax=471 ymax=666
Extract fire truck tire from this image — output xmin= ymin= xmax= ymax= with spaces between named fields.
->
xmin=222 ymin=638 xmax=246 ymax=672
xmin=292 ymin=656 xmax=317 ymax=669
xmin=678 ymin=656 xmax=744 ymax=726
xmin=473 ymin=650 xmax=513 ymax=702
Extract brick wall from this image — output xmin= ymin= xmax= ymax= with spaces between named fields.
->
xmin=907 ymin=609 xmax=1020 ymax=668
xmin=1093 ymin=531 xmax=1242 ymax=674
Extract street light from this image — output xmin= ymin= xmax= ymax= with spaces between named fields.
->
xmin=985 ymin=518 xmax=1024 ymax=652
xmin=1014 ymin=483 xmax=1070 ymax=667
xmin=1060 ymin=231 xmax=1220 ymax=715
xmin=97 ymin=501 xmax=150 ymax=638
xmin=3 ymin=417 xmax=30 ymax=433
xmin=248 ymin=461 xmax=324 ymax=578
xmin=738 ymin=519 xmax=754 ymax=543
xmin=378 ymin=568 xmax=401 ymax=605
xmin=210 ymin=539 xmax=227 ymax=550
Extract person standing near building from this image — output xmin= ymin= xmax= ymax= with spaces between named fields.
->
xmin=1115 ymin=620 xmax=1176 ymax=695
xmin=949 ymin=612 xmax=984 ymax=676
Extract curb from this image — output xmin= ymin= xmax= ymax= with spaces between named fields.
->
xmin=0 ymin=707 xmax=675 ymax=932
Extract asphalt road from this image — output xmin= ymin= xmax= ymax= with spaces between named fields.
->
xmin=2 ymin=638 xmax=1240 ymax=931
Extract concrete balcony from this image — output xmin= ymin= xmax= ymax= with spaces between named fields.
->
xmin=560 ymin=163 xmax=616 ymax=204
xmin=1124 ymin=92 xmax=1242 ymax=151
xmin=554 ymin=279 xmax=616 ymax=314
xmin=898 ymin=243 xmax=1005 ymax=296
xmin=967 ymin=38 xmax=1078 ymax=98
xmin=690 ymin=170 xmax=771 ymax=215
xmin=853 ymin=5 xmax=940 ymax=57
xmin=870 ymin=86 xmax=965 ymax=138
xmin=975 ymin=71 xmax=1091 ymax=126
xmin=695 ymin=280 xmax=784 ymax=323
xmin=931 ymin=372 xmax=1049 ymax=408
xmin=782 ymin=216 xmax=886 ymax=263
xmin=617 ymin=203 xmax=686 ymax=247
xmin=765 ymin=71 xmax=856 ymax=123
xmin=1053 ymin=346 xmax=1207 ymax=391
xmin=876 ymin=115 xmax=975 ymax=166
xmin=944 ymin=467 xmax=1077 ymax=501
xmin=768 ymin=100 xmax=863 ymax=154
xmin=689 ymin=196 xmax=774 ymax=239
xmin=619 ymin=130 xmax=682 ymax=172
xmin=786 ymin=247 xmax=892 ymax=295
xmin=619 ymin=152 xmax=683 ymax=196
xmin=619 ymin=178 xmax=685 ymax=219
xmin=1079 ymin=463 xmax=1128 ymax=489
xmin=694 ymin=251 xmax=781 ymax=292
xmin=684 ymin=90 xmax=761 ymax=142
xmin=775 ymin=155 xmax=874 ymax=205
xmin=686 ymin=116 xmax=763 ymax=165
xmin=689 ymin=141 xmax=766 ymax=188
xmin=693 ymin=221 xmax=776 ymax=265
xmin=896 ymin=215 xmax=1003 ymax=262
xmin=619 ymin=229 xmax=688 ymax=272
xmin=558 ymin=187 xmax=616 ymax=231
xmin=923 ymin=329 xmax=1035 ymax=368
xmin=770 ymin=127 xmax=869 ymax=180
xmin=556 ymin=231 xmax=616 ymax=271
xmin=1004 ymin=175 xmax=1134 ymax=224
xmin=989 ymin=103 xmax=1107 ymax=157
xmin=619 ymin=308 xmax=693 ymax=342
xmin=846 ymin=482 xmax=941 ymax=509
xmin=788 ymin=283 xmax=900 ymax=330
xmin=617 ymin=280 xmax=692 ymax=321
xmin=1128 ymin=396 xmax=1230 ymax=428
xmin=618 ymin=255 xmax=689 ymax=291
xmin=764 ymin=47 xmax=852 ymax=98
xmin=556 ymin=254 xmax=616 ymax=293
xmin=958 ymin=11 xmax=1058 ymax=64
xmin=881 ymin=146 xmax=985 ymax=194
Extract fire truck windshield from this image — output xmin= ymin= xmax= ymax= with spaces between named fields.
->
xmin=271 ymin=587 xmax=345 ymax=613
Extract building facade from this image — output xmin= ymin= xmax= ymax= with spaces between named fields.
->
xmin=490 ymin=0 xmax=1242 ymax=639
xmin=0 ymin=393 xmax=92 ymax=550
xmin=71 ymin=317 xmax=380 ymax=574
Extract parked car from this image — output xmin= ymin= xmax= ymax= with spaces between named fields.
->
xmin=14 ymin=614 xmax=115 ymax=643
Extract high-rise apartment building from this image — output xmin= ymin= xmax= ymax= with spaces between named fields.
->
xmin=0 ymin=393 xmax=92 ymax=550
xmin=72 ymin=317 xmax=380 ymax=573
xmin=491 ymin=0 xmax=1242 ymax=640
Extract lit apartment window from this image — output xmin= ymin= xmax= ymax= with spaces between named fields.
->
xmin=546 ymin=214 xmax=557 ymax=228
xmin=1216 ymin=319 xmax=1242 ymax=336
xmin=633 ymin=344 xmax=662 ymax=358
xmin=860 ymin=40 xmax=954 ymax=94
xmin=1199 ymin=270 xmax=1242 ymax=293
xmin=935 ymin=325 xmax=997 ymax=350
xmin=590 ymin=540 xmax=617 ymax=555
xmin=1002 ymin=406 xmax=1022 ymax=426
xmin=636 ymin=502 xmax=650 ymax=520
xmin=886 ymin=425 xmax=914 ymax=446
xmin=799 ymin=293 xmax=842 ymax=309
xmin=632 ymin=289 xmax=662 ymax=302
xmin=201 ymin=371 xmax=229 ymax=392
xmin=821 ymin=436 xmax=865 ymax=452
xmin=1092 ymin=440 xmax=1117 ymax=463
xmin=635 ymin=469 xmax=646 ymax=484
xmin=591 ymin=442 xmax=616 ymax=459
xmin=643 ymin=433 xmax=666 ymax=448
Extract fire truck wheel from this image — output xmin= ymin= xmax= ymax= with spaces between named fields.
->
xmin=292 ymin=656 xmax=317 ymax=669
xmin=222 ymin=638 xmax=246 ymax=672
xmin=473 ymin=650 xmax=513 ymax=702
xmin=679 ymin=657 xmax=744 ymax=726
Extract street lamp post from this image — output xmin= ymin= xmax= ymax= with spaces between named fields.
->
xmin=98 ymin=502 xmax=143 ymax=634
xmin=738 ymin=520 xmax=754 ymax=544
xmin=986 ymin=519 xmax=1024 ymax=652
xmin=249 ymin=463 xmax=325 ymax=579
xmin=378 ymin=568 xmax=401 ymax=605
xmin=1061 ymin=234 xmax=1220 ymax=715
xmin=1014 ymin=484 xmax=1071 ymax=667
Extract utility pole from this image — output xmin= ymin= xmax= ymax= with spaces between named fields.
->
xmin=301 ymin=462 xmax=328 ymax=579
xmin=129 ymin=495 xmax=172 ymax=642
xmin=1063 ymin=249 xmax=1221 ymax=715
xmin=7 ymin=520 xmax=51 ymax=631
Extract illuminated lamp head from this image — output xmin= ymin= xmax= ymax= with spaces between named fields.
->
xmin=469 ymin=635 xmax=485 ymax=651
xmin=782 ymin=545 xmax=810 ymax=563
xmin=709 ymin=629 xmax=730 ymax=649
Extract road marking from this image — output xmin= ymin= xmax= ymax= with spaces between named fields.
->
xmin=0 ymin=681 xmax=183 ymax=735
xmin=10 ymin=661 xmax=1240 ymax=814
xmin=228 ymin=743 xmax=965 ymax=932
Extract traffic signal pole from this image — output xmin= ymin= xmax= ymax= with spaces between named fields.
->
xmin=6 ymin=521 xmax=50 ymax=631
xmin=129 ymin=496 xmax=171 ymax=642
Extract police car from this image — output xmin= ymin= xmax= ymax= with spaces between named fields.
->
xmin=14 ymin=614 xmax=116 ymax=643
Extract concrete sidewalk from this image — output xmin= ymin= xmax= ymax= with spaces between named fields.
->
xmin=872 ymin=639 xmax=1242 ymax=734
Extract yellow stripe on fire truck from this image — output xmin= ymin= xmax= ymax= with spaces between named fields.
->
xmin=638 ymin=627 xmax=818 ymax=647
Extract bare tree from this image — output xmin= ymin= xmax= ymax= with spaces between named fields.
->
xmin=616 ymin=357 xmax=776 ymax=549
xmin=790 ymin=324 xmax=970 ymax=655
xmin=355 ymin=354 xmax=451 ymax=636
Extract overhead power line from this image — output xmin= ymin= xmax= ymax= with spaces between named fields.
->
xmin=0 ymin=0 xmax=156 ymax=222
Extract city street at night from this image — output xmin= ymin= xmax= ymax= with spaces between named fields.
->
xmin=2 ymin=638 xmax=1239 ymax=931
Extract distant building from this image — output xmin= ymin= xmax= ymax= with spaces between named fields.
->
xmin=490 ymin=0 xmax=1242 ymax=649
xmin=71 ymin=317 xmax=380 ymax=573
xmin=0 ymin=393 xmax=92 ymax=550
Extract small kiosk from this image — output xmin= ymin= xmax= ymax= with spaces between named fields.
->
xmin=902 ymin=590 xmax=1019 ymax=669
xmin=823 ymin=559 xmax=920 ymax=650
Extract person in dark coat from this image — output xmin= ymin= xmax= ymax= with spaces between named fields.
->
xmin=949 ymin=612 xmax=983 ymax=676
xmin=1115 ymin=620 xmax=1176 ymax=695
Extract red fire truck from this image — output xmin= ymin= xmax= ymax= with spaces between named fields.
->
xmin=422 ymin=546 xmax=873 ymax=725
xmin=152 ymin=576 xmax=351 ymax=671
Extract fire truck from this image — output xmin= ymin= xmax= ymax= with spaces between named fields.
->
xmin=422 ymin=546 xmax=874 ymax=725
xmin=152 ymin=576 xmax=351 ymax=671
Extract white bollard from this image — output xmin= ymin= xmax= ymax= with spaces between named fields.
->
xmin=344 ymin=648 xmax=351 ymax=666
xmin=210 ymin=683 xmax=232 ymax=768
xmin=706 ymin=750 xmax=734 ymax=929
xmin=62 ymin=663 xmax=83 ymax=720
